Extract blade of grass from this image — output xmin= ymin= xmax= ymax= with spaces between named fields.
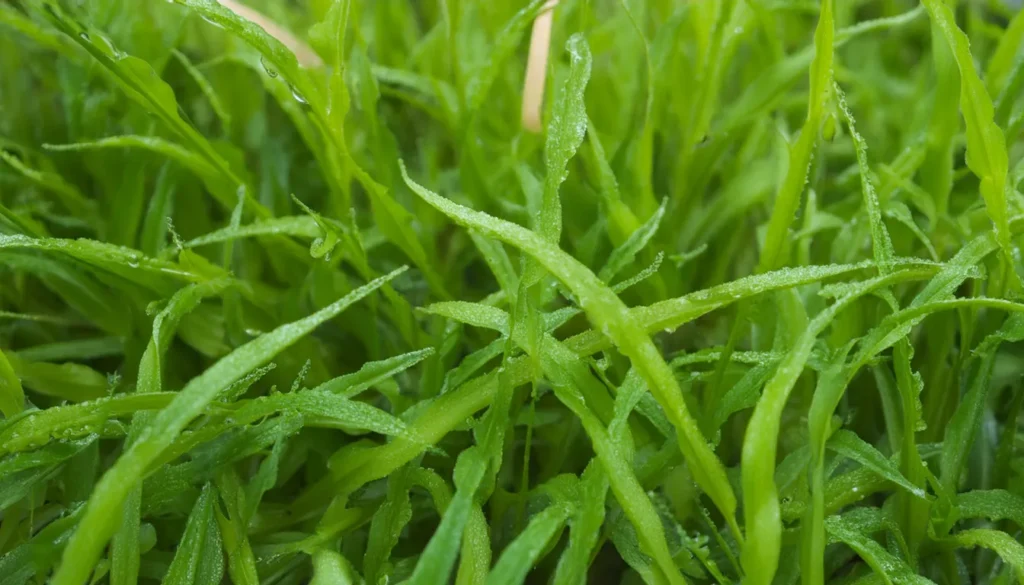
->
xmin=757 ymin=0 xmax=833 ymax=273
xmin=922 ymin=0 xmax=1016 ymax=280
xmin=0 ymin=350 xmax=24 ymax=418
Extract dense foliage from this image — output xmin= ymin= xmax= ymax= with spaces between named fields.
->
xmin=3 ymin=0 xmax=1024 ymax=583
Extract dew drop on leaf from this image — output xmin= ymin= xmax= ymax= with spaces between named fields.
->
xmin=260 ymin=55 xmax=278 ymax=78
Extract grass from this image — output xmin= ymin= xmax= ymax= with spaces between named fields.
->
xmin=3 ymin=0 xmax=1024 ymax=583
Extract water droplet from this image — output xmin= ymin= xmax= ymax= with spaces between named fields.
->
xmin=290 ymin=86 xmax=308 ymax=104
xmin=79 ymin=32 xmax=91 ymax=41
xmin=92 ymin=34 xmax=126 ymax=59
xmin=244 ymin=328 xmax=263 ymax=337
xmin=200 ymin=15 xmax=225 ymax=29
xmin=127 ymin=253 xmax=140 ymax=268
xmin=260 ymin=56 xmax=278 ymax=78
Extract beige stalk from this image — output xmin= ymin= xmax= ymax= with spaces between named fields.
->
xmin=521 ymin=0 xmax=559 ymax=133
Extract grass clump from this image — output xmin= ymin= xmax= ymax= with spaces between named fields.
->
xmin=4 ymin=0 xmax=1024 ymax=583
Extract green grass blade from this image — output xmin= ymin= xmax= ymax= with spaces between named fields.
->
xmin=985 ymin=9 xmax=1024 ymax=95
xmin=43 ymin=137 xmax=230 ymax=200
xmin=956 ymin=490 xmax=1024 ymax=530
xmin=485 ymin=504 xmax=571 ymax=585
xmin=405 ymin=449 xmax=487 ymax=585
xmin=311 ymin=548 xmax=357 ymax=585
xmin=0 ymin=148 xmax=97 ymax=224
xmin=363 ymin=470 xmax=414 ymax=585
xmin=170 ymin=49 xmax=232 ymax=134
xmin=922 ymin=0 xmax=1014 ymax=270
xmin=828 ymin=430 xmax=926 ymax=499
xmin=523 ymin=33 xmax=591 ymax=286
xmin=309 ymin=348 xmax=435 ymax=398
xmin=162 ymin=484 xmax=224 ymax=585
xmin=551 ymin=463 xmax=609 ymax=585
xmin=757 ymin=0 xmax=833 ymax=272
xmin=599 ymin=198 xmax=665 ymax=283
xmin=469 ymin=232 xmax=519 ymax=299
xmin=825 ymin=512 xmax=935 ymax=585
xmin=943 ymin=529 xmax=1024 ymax=579
xmin=214 ymin=471 xmax=260 ymax=585
xmin=941 ymin=315 xmax=1024 ymax=494
xmin=109 ymin=474 xmax=142 ymax=585
xmin=0 ymin=349 xmax=24 ymax=418
xmin=833 ymin=82 xmax=894 ymax=270
xmin=0 ymin=234 xmax=198 ymax=290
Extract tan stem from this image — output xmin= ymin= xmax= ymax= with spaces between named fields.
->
xmin=521 ymin=0 xmax=559 ymax=133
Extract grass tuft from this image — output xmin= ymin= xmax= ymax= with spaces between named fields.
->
xmin=3 ymin=1 xmax=1024 ymax=584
